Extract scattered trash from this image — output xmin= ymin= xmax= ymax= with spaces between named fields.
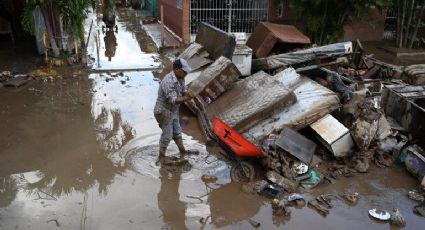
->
xmin=390 ymin=209 xmax=406 ymax=227
xmin=162 ymin=157 xmax=188 ymax=166
xmin=266 ymin=171 xmax=299 ymax=193
xmin=308 ymin=199 xmax=329 ymax=216
xmin=300 ymin=169 xmax=323 ymax=189
xmin=259 ymin=184 xmax=284 ymax=199
xmin=341 ymin=192 xmax=360 ymax=205
xmin=201 ymin=175 xmax=218 ymax=184
xmin=271 ymin=198 xmax=291 ymax=216
xmin=353 ymin=157 xmax=370 ymax=173
xmin=414 ymin=202 xmax=425 ymax=217
xmin=324 ymin=68 xmax=353 ymax=103
xmin=369 ymin=209 xmax=391 ymax=221
xmin=252 ymin=42 xmax=352 ymax=71
xmin=241 ymin=180 xmax=268 ymax=195
xmin=29 ymin=68 xmax=60 ymax=78
xmin=293 ymin=162 xmax=309 ymax=175
xmin=275 ymin=127 xmax=316 ymax=164
xmin=400 ymin=145 xmax=425 ymax=182
xmin=403 ymin=64 xmax=425 ymax=85
xmin=3 ymin=75 xmax=30 ymax=87
xmin=247 ymin=219 xmax=261 ymax=228
xmin=408 ymin=190 xmax=425 ymax=202
xmin=287 ymin=193 xmax=305 ymax=207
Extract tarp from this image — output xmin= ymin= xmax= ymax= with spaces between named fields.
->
xmin=34 ymin=6 xmax=46 ymax=55
xmin=252 ymin=42 xmax=353 ymax=71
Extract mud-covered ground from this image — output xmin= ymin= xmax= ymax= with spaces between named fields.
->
xmin=0 ymin=7 xmax=423 ymax=230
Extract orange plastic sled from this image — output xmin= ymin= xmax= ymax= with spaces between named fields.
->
xmin=211 ymin=117 xmax=264 ymax=158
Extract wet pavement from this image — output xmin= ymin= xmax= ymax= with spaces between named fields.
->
xmin=1 ymin=7 xmax=424 ymax=230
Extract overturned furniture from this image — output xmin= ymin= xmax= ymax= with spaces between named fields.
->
xmin=195 ymin=22 xmax=236 ymax=60
xmin=381 ymin=83 xmax=425 ymax=148
xmin=184 ymin=56 xmax=241 ymax=114
xmin=247 ymin=22 xmax=311 ymax=58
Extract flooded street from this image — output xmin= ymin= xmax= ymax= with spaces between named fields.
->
xmin=1 ymin=7 xmax=424 ymax=230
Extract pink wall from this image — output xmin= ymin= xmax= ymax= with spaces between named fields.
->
xmin=159 ymin=0 xmax=183 ymax=38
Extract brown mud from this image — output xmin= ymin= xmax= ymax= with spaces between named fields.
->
xmin=0 ymin=7 xmax=424 ymax=230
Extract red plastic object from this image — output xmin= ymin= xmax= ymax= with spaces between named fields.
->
xmin=212 ymin=117 xmax=264 ymax=158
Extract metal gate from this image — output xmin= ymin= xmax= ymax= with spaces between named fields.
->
xmin=383 ymin=7 xmax=397 ymax=41
xmin=190 ymin=0 xmax=269 ymax=35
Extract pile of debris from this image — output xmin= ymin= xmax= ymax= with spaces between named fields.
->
xmin=0 ymin=68 xmax=63 ymax=88
xmin=175 ymin=22 xmax=424 ymax=219
xmin=0 ymin=71 xmax=30 ymax=88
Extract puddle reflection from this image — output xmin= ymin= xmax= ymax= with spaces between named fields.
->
xmin=87 ymin=12 xmax=161 ymax=71
xmin=158 ymin=167 xmax=187 ymax=230
xmin=103 ymin=29 xmax=118 ymax=62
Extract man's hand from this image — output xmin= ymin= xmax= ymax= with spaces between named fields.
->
xmin=184 ymin=91 xmax=194 ymax=101
xmin=175 ymin=92 xmax=194 ymax=104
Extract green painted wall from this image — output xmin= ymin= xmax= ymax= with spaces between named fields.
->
xmin=146 ymin=0 xmax=157 ymax=17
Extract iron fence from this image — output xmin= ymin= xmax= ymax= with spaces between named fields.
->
xmin=190 ymin=0 xmax=269 ymax=34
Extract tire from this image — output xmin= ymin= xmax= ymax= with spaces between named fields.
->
xmin=230 ymin=161 xmax=255 ymax=182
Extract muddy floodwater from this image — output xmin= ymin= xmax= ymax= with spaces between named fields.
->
xmin=1 ymin=7 xmax=424 ymax=230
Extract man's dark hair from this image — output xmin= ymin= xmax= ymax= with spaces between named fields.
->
xmin=173 ymin=59 xmax=182 ymax=70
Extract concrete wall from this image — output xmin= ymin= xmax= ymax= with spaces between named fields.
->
xmin=268 ymin=1 xmax=386 ymax=42
xmin=343 ymin=8 xmax=386 ymax=42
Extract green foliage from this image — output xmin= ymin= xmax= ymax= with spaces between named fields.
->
xmin=21 ymin=0 xmax=38 ymax=35
xmin=55 ymin=0 xmax=96 ymax=41
xmin=104 ymin=0 xmax=116 ymax=14
xmin=276 ymin=0 xmax=392 ymax=44
xmin=20 ymin=0 xmax=96 ymax=40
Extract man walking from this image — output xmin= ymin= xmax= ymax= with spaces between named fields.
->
xmin=154 ymin=59 xmax=194 ymax=161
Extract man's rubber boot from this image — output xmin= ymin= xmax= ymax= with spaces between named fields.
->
xmin=156 ymin=146 xmax=167 ymax=166
xmin=174 ymin=137 xmax=199 ymax=156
